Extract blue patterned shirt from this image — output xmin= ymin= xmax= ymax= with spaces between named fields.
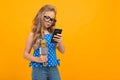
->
xmin=29 ymin=33 xmax=60 ymax=67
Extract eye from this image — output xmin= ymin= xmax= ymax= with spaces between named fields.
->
xmin=51 ymin=19 xmax=56 ymax=22
xmin=44 ymin=15 xmax=56 ymax=23
xmin=44 ymin=16 xmax=50 ymax=19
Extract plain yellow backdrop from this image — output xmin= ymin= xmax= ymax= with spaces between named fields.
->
xmin=0 ymin=0 xmax=120 ymax=80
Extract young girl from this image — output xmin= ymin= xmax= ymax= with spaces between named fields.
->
xmin=24 ymin=4 xmax=65 ymax=80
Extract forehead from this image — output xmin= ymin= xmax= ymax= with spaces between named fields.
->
xmin=44 ymin=11 xmax=55 ymax=18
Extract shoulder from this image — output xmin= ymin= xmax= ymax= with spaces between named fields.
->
xmin=29 ymin=32 xmax=34 ymax=36
xmin=28 ymin=32 xmax=34 ymax=38
xmin=27 ymin=32 xmax=34 ymax=41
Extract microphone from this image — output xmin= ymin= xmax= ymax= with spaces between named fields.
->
xmin=39 ymin=39 xmax=48 ymax=66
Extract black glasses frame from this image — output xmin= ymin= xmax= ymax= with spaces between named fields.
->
xmin=44 ymin=16 xmax=56 ymax=23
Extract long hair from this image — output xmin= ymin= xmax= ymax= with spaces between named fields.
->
xmin=32 ymin=4 xmax=56 ymax=45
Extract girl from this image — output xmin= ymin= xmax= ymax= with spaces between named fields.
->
xmin=24 ymin=4 xmax=65 ymax=80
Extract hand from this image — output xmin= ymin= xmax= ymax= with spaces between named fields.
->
xmin=53 ymin=34 xmax=62 ymax=43
xmin=35 ymin=55 xmax=48 ymax=63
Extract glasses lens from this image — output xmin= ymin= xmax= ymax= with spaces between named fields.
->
xmin=44 ymin=16 xmax=56 ymax=23
xmin=44 ymin=16 xmax=50 ymax=21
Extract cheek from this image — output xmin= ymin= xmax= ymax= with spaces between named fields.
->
xmin=44 ymin=22 xmax=51 ymax=27
xmin=43 ymin=21 xmax=47 ymax=25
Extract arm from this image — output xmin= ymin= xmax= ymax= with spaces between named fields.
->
xmin=53 ymin=34 xmax=65 ymax=53
xmin=56 ymin=41 xmax=65 ymax=53
xmin=23 ymin=32 xmax=47 ymax=63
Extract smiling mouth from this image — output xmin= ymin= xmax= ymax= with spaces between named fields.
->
xmin=46 ymin=22 xmax=51 ymax=26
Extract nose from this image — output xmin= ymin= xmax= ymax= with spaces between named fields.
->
xmin=48 ymin=20 xmax=52 ymax=23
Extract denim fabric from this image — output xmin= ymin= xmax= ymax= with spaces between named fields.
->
xmin=32 ymin=66 xmax=61 ymax=80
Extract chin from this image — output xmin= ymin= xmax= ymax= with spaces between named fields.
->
xmin=44 ymin=26 xmax=50 ymax=29
xmin=44 ymin=23 xmax=51 ymax=29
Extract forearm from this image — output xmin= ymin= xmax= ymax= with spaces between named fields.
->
xmin=24 ymin=52 xmax=38 ymax=62
xmin=57 ymin=42 xmax=65 ymax=53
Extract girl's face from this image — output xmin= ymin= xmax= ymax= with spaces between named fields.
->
xmin=43 ymin=11 xmax=56 ymax=29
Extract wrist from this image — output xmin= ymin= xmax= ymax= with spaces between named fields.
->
xmin=58 ymin=40 xmax=62 ymax=44
xmin=34 ymin=57 xmax=39 ymax=62
xmin=57 ymin=41 xmax=62 ymax=47
xmin=34 ymin=57 xmax=42 ymax=63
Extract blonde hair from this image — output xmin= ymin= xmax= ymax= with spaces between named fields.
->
xmin=32 ymin=4 xmax=56 ymax=45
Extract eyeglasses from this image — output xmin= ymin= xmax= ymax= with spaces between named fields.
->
xmin=44 ymin=16 xmax=56 ymax=23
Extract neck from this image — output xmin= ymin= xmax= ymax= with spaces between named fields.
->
xmin=43 ymin=29 xmax=49 ymax=34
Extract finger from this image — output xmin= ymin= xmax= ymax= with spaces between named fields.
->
xmin=45 ymin=58 xmax=48 ymax=62
xmin=53 ymin=38 xmax=58 ymax=41
xmin=54 ymin=35 xmax=62 ymax=37
xmin=53 ymin=37 xmax=62 ymax=40
xmin=37 ymin=58 xmax=43 ymax=63
xmin=53 ymin=36 xmax=62 ymax=39
xmin=56 ymin=34 xmax=62 ymax=36
xmin=53 ymin=38 xmax=60 ymax=40
xmin=53 ymin=38 xmax=62 ymax=43
xmin=54 ymin=34 xmax=62 ymax=37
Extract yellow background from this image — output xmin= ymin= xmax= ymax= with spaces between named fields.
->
xmin=0 ymin=0 xmax=120 ymax=80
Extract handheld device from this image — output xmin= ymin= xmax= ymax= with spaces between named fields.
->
xmin=51 ymin=28 xmax=62 ymax=43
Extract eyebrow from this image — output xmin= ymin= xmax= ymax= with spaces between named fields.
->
xmin=44 ymin=15 xmax=55 ymax=19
